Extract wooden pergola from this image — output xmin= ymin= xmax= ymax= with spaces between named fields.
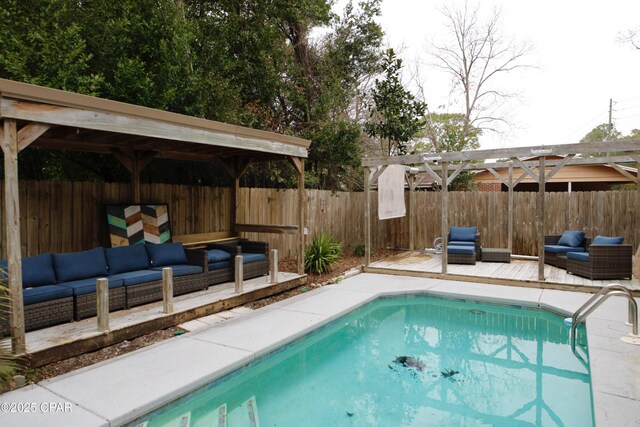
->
xmin=0 ymin=78 xmax=310 ymax=354
xmin=362 ymin=140 xmax=640 ymax=279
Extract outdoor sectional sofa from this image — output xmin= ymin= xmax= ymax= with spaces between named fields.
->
xmin=0 ymin=242 xmax=233 ymax=336
xmin=202 ymin=239 xmax=270 ymax=280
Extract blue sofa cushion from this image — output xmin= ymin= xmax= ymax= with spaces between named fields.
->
xmin=23 ymin=285 xmax=73 ymax=306
xmin=208 ymin=261 xmax=230 ymax=271
xmin=149 ymin=265 xmax=203 ymax=277
xmin=448 ymin=245 xmax=475 ymax=255
xmin=145 ymin=243 xmax=188 ymax=267
xmin=450 ymin=226 xmax=477 ymax=242
xmin=207 ymin=249 xmax=231 ymax=263
xmin=592 ymin=235 xmax=624 ymax=245
xmin=557 ymin=230 xmax=585 ymax=248
xmin=53 ymin=247 xmax=109 ymax=283
xmin=448 ymin=241 xmax=475 ymax=247
xmin=109 ymin=270 xmax=163 ymax=286
xmin=59 ymin=277 xmax=124 ymax=296
xmin=105 ymin=245 xmax=150 ymax=274
xmin=242 ymin=253 xmax=267 ymax=264
xmin=545 ymin=245 xmax=586 ymax=254
xmin=567 ymin=252 xmax=589 ymax=261
xmin=0 ymin=253 xmax=57 ymax=288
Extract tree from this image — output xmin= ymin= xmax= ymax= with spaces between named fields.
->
xmin=419 ymin=113 xmax=481 ymax=153
xmin=430 ymin=1 xmax=532 ymax=146
xmin=580 ymin=123 xmax=622 ymax=143
xmin=365 ymin=49 xmax=427 ymax=156
xmin=617 ymin=27 xmax=640 ymax=50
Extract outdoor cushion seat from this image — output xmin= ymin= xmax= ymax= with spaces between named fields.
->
xmin=105 ymin=244 xmax=150 ymax=274
xmin=208 ymin=261 xmax=231 ymax=271
xmin=207 ymin=249 xmax=231 ymax=263
xmin=146 ymin=242 xmax=188 ymax=267
xmin=149 ymin=264 xmax=203 ymax=277
xmin=592 ymin=235 xmax=624 ymax=245
xmin=110 ymin=270 xmax=164 ymax=286
xmin=447 ymin=245 xmax=475 ymax=255
xmin=567 ymin=252 xmax=589 ymax=262
xmin=241 ymin=253 xmax=267 ymax=263
xmin=0 ymin=252 xmax=58 ymax=288
xmin=59 ymin=277 xmax=124 ymax=296
xmin=544 ymin=245 xmax=586 ymax=254
xmin=448 ymin=241 xmax=475 ymax=247
xmin=23 ymin=285 xmax=74 ymax=306
xmin=53 ymin=247 xmax=109 ymax=283
xmin=449 ymin=226 xmax=477 ymax=242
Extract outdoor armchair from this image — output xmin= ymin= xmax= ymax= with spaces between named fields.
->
xmin=543 ymin=231 xmax=590 ymax=269
xmin=447 ymin=226 xmax=481 ymax=261
xmin=566 ymin=235 xmax=632 ymax=280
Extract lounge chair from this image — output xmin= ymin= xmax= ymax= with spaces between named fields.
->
xmin=566 ymin=235 xmax=632 ymax=280
xmin=544 ymin=231 xmax=590 ymax=269
xmin=447 ymin=226 xmax=481 ymax=261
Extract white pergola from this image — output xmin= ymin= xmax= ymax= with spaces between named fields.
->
xmin=362 ymin=140 xmax=640 ymax=279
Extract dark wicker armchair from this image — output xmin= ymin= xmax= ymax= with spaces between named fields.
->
xmin=208 ymin=239 xmax=269 ymax=280
xmin=544 ymin=235 xmax=591 ymax=269
xmin=566 ymin=244 xmax=633 ymax=280
xmin=447 ymin=227 xmax=482 ymax=261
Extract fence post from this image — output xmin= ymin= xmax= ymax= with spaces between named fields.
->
xmin=162 ymin=267 xmax=173 ymax=314
xmin=235 ymin=255 xmax=244 ymax=293
xmin=96 ymin=278 xmax=109 ymax=332
xmin=270 ymin=249 xmax=279 ymax=284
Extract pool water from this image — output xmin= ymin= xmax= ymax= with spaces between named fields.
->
xmin=132 ymin=296 xmax=593 ymax=427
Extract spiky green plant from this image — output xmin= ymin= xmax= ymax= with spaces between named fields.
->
xmin=0 ymin=283 xmax=18 ymax=391
xmin=304 ymin=233 xmax=343 ymax=274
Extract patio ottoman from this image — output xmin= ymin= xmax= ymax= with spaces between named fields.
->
xmin=481 ymin=248 xmax=511 ymax=263
xmin=447 ymin=245 xmax=476 ymax=265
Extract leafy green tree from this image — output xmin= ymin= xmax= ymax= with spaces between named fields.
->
xmin=580 ymin=123 xmax=622 ymax=143
xmin=420 ymin=113 xmax=481 ymax=153
xmin=365 ymin=49 xmax=427 ymax=156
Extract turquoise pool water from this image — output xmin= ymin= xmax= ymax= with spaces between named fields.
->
xmin=132 ymin=296 xmax=593 ymax=427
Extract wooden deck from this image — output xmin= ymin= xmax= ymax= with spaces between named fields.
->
xmin=18 ymin=272 xmax=306 ymax=367
xmin=366 ymin=251 xmax=640 ymax=294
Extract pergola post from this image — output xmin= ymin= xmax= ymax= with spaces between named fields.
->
xmin=508 ymin=164 xmax=513 ymax=251
xmin=441 ymin=161 xmax=448 ymax=274
xmin=636 ymin=160 xmax=640 ymax=253
xmin=2 ymin=119 xmax=26 ymax=354
xmin=289 ymin=157 xmax=306 ymax=275
xmin=364 ymin=167 xmax=372 ymax=266
xmin=407 ymin=172 xmax=416 ymax=251
xmin=112 ymin=149 xmax=155 ymax=204
xmin=537 ymin=156 xmax=546 ymax=281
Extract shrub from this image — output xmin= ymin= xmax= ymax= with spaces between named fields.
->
xmin=0 ymin=283 xmax=18 ymax=392
xmin=305 ymin=233 xmax=343 ymax=274
xmin=354 ymin=244 xmax=365 ymax=257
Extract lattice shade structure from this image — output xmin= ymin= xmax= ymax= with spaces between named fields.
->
xmin=106 ymin=204 xmax=171 ymax=247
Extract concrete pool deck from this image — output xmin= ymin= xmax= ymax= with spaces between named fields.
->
xmin=1 ymin=273 xmax=639 ymax=426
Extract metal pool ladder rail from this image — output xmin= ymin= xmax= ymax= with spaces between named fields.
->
xmin=567 ymin=284 xmax=640 ymax=357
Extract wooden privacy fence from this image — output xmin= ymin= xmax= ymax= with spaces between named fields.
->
xmin=0 ymin=180 xmax=637 ymax=258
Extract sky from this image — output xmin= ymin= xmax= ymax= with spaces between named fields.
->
xmin=337 ymin=0 xmax=640 ymax=149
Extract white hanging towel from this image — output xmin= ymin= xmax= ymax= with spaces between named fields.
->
xmin=378 ymin=164 xmax=406 ymax=220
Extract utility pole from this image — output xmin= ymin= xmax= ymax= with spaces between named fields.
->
xmin=609 ymin=98 xmax=613 ymax=127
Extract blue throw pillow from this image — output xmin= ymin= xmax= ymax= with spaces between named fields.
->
xmin=145 ymin=243 xmax=188 ymax=267
xmin=592 ymin=235 xmax=624 ymax=245
xmin=207 ymin=249 xmax=231 ymax=263
xmin=53 ymin=247 xmax=109 ymax=283
xmin=105 ymin=245 xmax=150 ymax=274
xmin=450 ymin=226 xmax=477 ymax=242
xmin=0 ymin=253 xmax=57 ymax=287
xmin=557 ymin=230 xmax=585 ymax=248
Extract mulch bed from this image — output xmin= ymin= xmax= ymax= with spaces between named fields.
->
xmin=14 ymin=249 xmax=394 ymax=386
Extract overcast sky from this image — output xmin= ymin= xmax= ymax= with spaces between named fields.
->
xmin=343 ymin=0 xmax=640 ymax=149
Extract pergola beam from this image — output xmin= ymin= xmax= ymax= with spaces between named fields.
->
xmin=17 ymin=122 xmax=52 ymax=152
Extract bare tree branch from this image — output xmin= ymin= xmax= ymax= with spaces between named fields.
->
xmin=429 ymin=1 xmax=534 ymax=147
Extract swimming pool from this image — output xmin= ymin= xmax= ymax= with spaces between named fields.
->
xmin=130 ymin=296 xmax=593 ymax=426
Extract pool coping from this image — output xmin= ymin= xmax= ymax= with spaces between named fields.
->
xmin=1 ymin=273 xmax=639 ymax=426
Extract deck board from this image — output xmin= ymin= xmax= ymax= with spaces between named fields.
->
xmin=367 ymin=251 xmax=640 ymax=294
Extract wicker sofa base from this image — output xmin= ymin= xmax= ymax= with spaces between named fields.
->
xmin=1 ymin=296 xmax=74 ymax=337
xmin=242 ymin=259 xmax=269 ymax=280
xmin=126 ymin=272 xmax=211 ymax=308
xmin=566 ymin=245 xmax=633 ymax=280
xmin=204 ymin=268 xmax=234 ymax=288
xmin=447 ymin=252 xmax=476 ymax=265
xmin=75 ymin=287 xmax=127 ymax=320
xmin=544 ymin=252 xmax=567 ymax=269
